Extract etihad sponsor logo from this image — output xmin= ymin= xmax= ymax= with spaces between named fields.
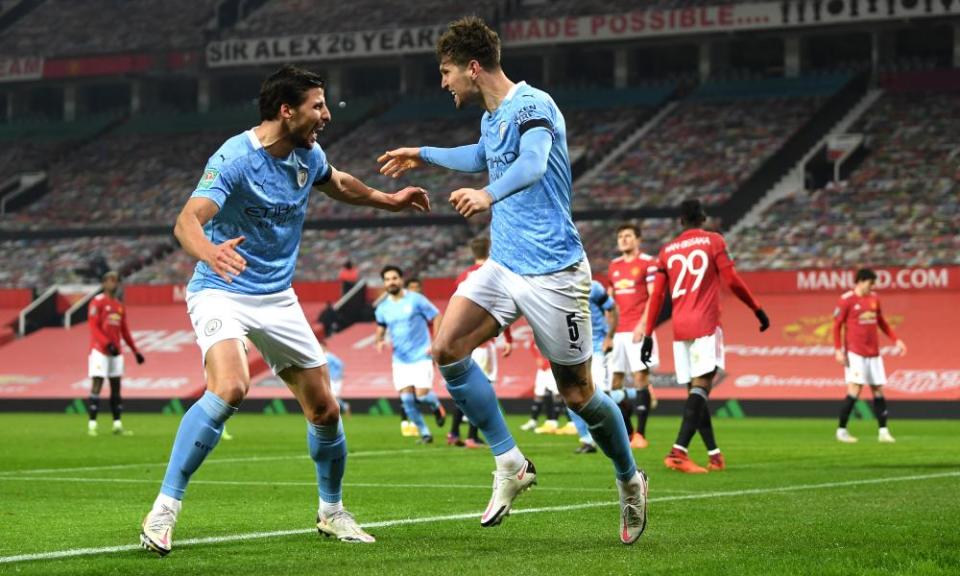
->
xmin=664 ymin=236 xmax=710 ymax=253
xmin=797 ymin=268 xmax=949 ymax=291
xmin=726 ymin=344 xmax=903 ymax=357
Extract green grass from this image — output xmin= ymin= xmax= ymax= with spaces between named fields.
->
xmin=1 ymin=413 xmax=958 ymax=575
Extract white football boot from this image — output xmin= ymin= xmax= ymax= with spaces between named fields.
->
xmin=836 ymin=428 xmax=858 ymax=443
xmin=481 ymin=458 xmax=537 ymax=527
xmin=140 ymin=499 xmax=180 ymax=556
xmin=617 ymin=470 xmax=649 ymax=545
xmin=878 ymin=428 xmax=896 ymax=443
xmin=317 ymin=510 xmax=376 ymax=543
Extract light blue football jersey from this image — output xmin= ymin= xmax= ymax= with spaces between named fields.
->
xmin=481 ymin=82 xmax=584 ymax=275
xmin=187 ymin=130 xmax=332 ymax=295
xmin=374 ymin=291 xmax=439 ymax=364
xmin=589 ymin=280 xmax=615 ymax=353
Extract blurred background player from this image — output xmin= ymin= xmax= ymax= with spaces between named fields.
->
xmin=374 ymin=275 xmax=423 ymax=436
xmin=449 ymin=237 xmax=513 ymax=448
xmin=379 ymin=17 xmax=647 ymax=543
xmin=86 ymin=270 xmax=145 ymax=436
xmin=608 ymin=223 xmax=658 ymax=449
xmin=320 ymin=341 xmax=349 ymax=417
xmin=521 ymin=342 xmax=562 ymax=434
xmin=570 ymin=278 xmax=618 ymax=454
xmin=140 ymin=66 xmax=429 ymax=554
xmin=405 ymin=277 xmax=423 ymax=293
xmin=641 ymin=200 xmax=770 ymax=474
xmin=375 ymin=265 xmax=446 ymax=444
xmin=834 ymin=268 xmax=907 ymax=444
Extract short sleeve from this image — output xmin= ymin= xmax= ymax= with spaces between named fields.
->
xmin=513 ymin=95 xmax=555 ymax=138
xmin=312 ymin=144 xmax=332 ymax=186
xmin=417 ymin=294 xmax=439 ymax=321
xmin=374 ymin=305 xmax=386 ymax=327
xmin=191 ymin=154 xmax=240 ymax=208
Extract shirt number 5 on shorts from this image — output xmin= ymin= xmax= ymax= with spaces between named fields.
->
xmin=565 ymin=312 xmax=580 ymax=342
xmin=667 ymin=249 xmax=709 ymax=298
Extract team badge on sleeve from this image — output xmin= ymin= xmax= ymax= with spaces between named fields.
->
xmin=198 ymin=168 xmax=219 ymax=189
xmin=297 ymin=168 xmax=308 ymax=187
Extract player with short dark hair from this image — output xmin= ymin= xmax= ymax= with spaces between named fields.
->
xmin=834 ymin=268 xmax=906 ymax=444
xmin=378 ymin=16 xmax=647 ymax=544
xmin=86 ymin=270 xmax=144 ymax=436
xmin=375 ymin=265 xmax=445 ymax=444
xmin=139 ymin=64 xmax=429 ymax=555
xmin=640 ymin=199 xmax=770 ymax=474
xmin=608 ymin=222 xmax=659 ymax=449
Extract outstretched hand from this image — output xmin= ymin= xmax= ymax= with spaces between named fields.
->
xmin=378 ymin=148 xmax=424 ymax=179
xmin=755 ymin=308 xmax=770 ymax=332
xmin=392 ymin=186 xmax=431 ymax=213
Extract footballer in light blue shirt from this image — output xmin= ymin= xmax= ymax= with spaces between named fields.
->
xmin=374 ymin=265 xmax=444 ymax=442
xmin=141 ymin=65 xmax=430 ymax=554
xmin=375 ymin=17 xmax=645 ymax=542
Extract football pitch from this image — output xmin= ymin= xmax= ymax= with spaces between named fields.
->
xmin=0 ymin=413 xmax=957 ymax=575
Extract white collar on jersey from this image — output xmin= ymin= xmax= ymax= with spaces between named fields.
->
xmin=246 ymin=129 xmax=263 ymax=150
xmin=503 ymin=81 xmax=526 ymax=104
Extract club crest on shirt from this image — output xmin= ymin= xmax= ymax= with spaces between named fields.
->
xmin=498 ymin=121 xmax=507 ymax=141
xmin=297 ymin=168 xmax=308 ymax=188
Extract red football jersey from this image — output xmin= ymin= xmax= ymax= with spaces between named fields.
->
xmin=833 ymin=291 xmax=896 ymax=357
xmin=608 ymin=253 xmax=658 ymax=332
xmin=456 ymin=262 xmax=512 ymax=344
xmin=655 ymin=229 xmax=733 ymax=341
xmin=88 ymin=293 xmax=139 ymax=355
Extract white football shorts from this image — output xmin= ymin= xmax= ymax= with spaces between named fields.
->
xmin=187 ymin=288 xmax=326 ymax=376
xmin=592 ymin=351 xmax=611 ymax=392
xmin=392 ymin=359 xmax=434 ymax=391
xmin=611 ymin=331 xmax=659 ymax=373
xmin=88 ymin=349 xmax=123 ymax=378
xmin=673 ymin=327 xmax=724 ymax=386
xmin=844 ymin=351 xmax=887 ymax=386
xmin=455 ymin=258 xmax=592 ymax=366
xmin=534 ymin=367 xmax=559 ymax=396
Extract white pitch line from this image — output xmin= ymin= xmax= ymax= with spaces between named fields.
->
xmin=1 ymin=470 xmax=957 ymax=565
xmin=0 ymin=475 xmax=692 ymax=494
xmin=0 ymin=448 xmax=440 ymax=477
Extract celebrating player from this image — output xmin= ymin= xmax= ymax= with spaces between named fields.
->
xmin=640 ymin=200 xmax=770 ymax=474
xmin=833 ymin=268 xmax=907 ymax=444
xmin=139 ymin=65 xmax=429 ymax=555
xmin=86 ymin=270 xmax=144 ymax=436
xmin=378 ymin=17 xmax=647 ymax=544
xmin=375 ymin=265 xmax=446 ymax=444
xmin=609 ymin=223 xmax=659 ymax=449
xmin=449 ymin=237 xmax=513 ymax=448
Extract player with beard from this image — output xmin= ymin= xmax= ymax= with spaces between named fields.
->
xmin=139 ymin=65 xmax=429 ymax=555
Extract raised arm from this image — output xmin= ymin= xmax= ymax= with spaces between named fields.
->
xmin=317 ymin=166 xmax=430 ymax=213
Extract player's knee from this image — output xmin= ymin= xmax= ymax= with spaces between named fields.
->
xmin=207 ymin=375 xmax=249 ymax=406
xmin=432 ymin=338 xmax=466 ymax=366
xmin=306 ymin=401 xmax=340 ymax=427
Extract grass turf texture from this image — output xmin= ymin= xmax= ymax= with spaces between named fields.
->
xmin=0 ymin=413 xmax=958 ymax=575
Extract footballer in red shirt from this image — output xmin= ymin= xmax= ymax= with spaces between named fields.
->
xmin=450 ymin=237 xmax=514 ymax=447
xmin=641 ymin=200 xmax=769 ymax=473
xmin=608 ymin=223 xmax=658 ymax=449
xmin=833 ymin=268 xmax=907 ymax=444
xmin=86 ymin=271 xmax=145 ymax=436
